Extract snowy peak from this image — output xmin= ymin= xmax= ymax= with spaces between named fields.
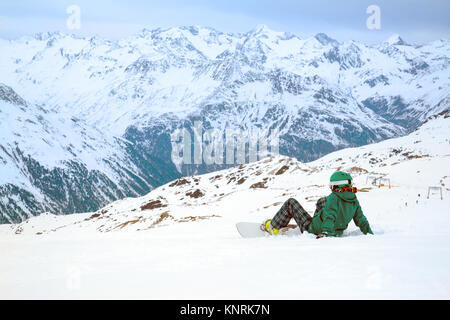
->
xmin=33 ymin=31 xmax=66 ymax=41
xmin=385 ymin=34 xmax=408 ymax=46
xmin=314 ymin=33 xmax=339 ymax=46
xmin=246 ymin=24 xmax=294 ymax=43
xmin=248 ymin=24 xmax=275 ymax=35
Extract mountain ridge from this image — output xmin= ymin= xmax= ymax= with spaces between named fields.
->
xmin=0 ymin=25 xmax=448 ymax=223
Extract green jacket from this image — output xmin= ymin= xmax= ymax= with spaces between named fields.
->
xmin=308 ymin=191 xmax=373 ymax=236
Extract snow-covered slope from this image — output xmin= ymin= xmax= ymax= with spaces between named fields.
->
xmin=0 ymin=25 xmax=449 ymax=222
xmin=6 ymin=109 xmax=449 ymax=235
xmin=0 ymin=83 xmax=180 ymax=223
xmin=7 ymin=110 xmax=450 ymax=233
xmin=1 ymin=109 xmax=449 ymax=299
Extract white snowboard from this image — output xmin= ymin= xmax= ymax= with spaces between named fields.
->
xmin=236 ymin=222 xmax=265 ymax=238
xmin=236 ymin=222 xmax=297 ymax=238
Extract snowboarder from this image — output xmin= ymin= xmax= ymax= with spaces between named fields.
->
xmin=262 ymin=171 xmax=373 ymax=238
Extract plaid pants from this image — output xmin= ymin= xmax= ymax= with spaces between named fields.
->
xmin=271 ymin=197 xmax=327 ymax=233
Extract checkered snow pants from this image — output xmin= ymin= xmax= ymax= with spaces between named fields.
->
xmin=270 ymin=197 xmax=327 ymax=233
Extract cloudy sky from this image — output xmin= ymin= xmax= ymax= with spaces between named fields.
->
xmin=0 ymin=0 xmax=449 ymax=43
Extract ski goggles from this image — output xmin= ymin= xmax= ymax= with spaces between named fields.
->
xmin=335 ymin=187 xmax=358 ymax=193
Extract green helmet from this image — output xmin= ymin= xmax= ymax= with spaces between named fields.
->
xmin=329 ymin=171 xmax=353 ymax=188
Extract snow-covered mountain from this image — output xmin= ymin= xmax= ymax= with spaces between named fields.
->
xmin=0 ymin=83 xmax=179 ymax=223
xmin=0 ymin=25 xmax=449 ymax=223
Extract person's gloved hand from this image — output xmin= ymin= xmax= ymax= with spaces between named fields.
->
xmin=316 ymin=233 xmax=328 ymax=239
